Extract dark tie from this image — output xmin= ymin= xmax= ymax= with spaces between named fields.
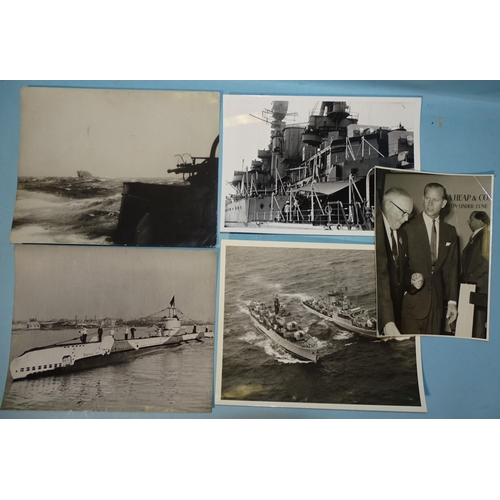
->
xmin=430 ymin=219 xmax=437 ymax=266
xmin=391 ymin=230 xmax=398 ymax=266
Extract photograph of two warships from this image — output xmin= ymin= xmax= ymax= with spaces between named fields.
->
xmin=216 ymin=240 xmax=425 ymax=411
xmin=221 ymin=95 xmax=420 ymax=234
xmin=10 ymin=87 xmax=220 ymax=247
xmin=1 ymin=245 xmax=217 ymax=413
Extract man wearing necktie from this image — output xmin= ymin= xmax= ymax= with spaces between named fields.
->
xmin=401 ymin=182 xmax=459 ymax=335
xmin=460 ymin=211 xmax=490 ymax=338
xmin=376 ymin=187 xmax=424 ymax=336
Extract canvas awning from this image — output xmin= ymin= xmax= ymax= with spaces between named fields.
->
xmin=292 ymin=181 xmax=350 ymax=196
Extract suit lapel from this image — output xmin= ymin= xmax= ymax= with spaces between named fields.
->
xmin=416 ymin=214 xmax=432 ymax=269
xmin=435 ymin=220 xmax=449 ymax=270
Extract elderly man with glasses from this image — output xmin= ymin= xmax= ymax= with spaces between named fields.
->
xmin=400 ymin=182 xmax=459 ymax=335
xmin=376 ymin=187 xmax=424 ymax=336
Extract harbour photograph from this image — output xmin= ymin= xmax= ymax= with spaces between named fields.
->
xmin=10 ymin=87 xmax=220 ymax=247
xmin=215 ymin=240 xmax=425 ymax=412
xmin=1 ymin=245 xmax=217 ymax=413
xmin=221 ymin=95 xmax=421 ymax=236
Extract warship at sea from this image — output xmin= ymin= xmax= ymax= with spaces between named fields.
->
xmin=115 ymin=136 xmax=219 ymax=247
xmin=303 ymin=286 xmax=377 ymax=338
xmin=224 ymin=100 xmax=414 ymax=231
xmin=248 ymin=297 xmax=319 ymax=362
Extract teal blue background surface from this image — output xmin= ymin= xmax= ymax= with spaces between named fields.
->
xmin=1 ymin=80 xmax=499 ymax=418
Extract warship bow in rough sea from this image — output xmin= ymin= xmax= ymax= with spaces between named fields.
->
xmin=115 ymin=136 xmax=219 ymax=247
xmin=249 ymin=297 xmax=319 ymax=362
xmin=225 ymin=101 xmax=414 ymax=230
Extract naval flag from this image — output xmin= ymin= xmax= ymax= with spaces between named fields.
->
xmin=170 ymin=295 xmax=175 ymax=307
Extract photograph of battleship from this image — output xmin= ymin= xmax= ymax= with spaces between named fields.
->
xmin=10 ymin=87 xmax=220 ymax=247
xmin=221 ymin=95 xmax=421 ymax=236
xmin=215 ymin=240 xmax=425 ymax=412
xmin=375 ymin=167 xmax=494 ymax=340
xmin=1 ymin=245 xmax=217 ymax=413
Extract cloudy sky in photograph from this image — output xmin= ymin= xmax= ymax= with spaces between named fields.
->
xmin=13 ymin=245 xmax=217 ymax=323
xmin=18 ymin=87 xmax=220 ymax=178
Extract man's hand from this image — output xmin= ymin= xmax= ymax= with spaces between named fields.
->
xmin=383 ymin=322 xmax=402 ymax=336
xmin=411 ymin=273 xmax=424 ymax=290
xmin=446 ymin=303 xmax=458 ymax=324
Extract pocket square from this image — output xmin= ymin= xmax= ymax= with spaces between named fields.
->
xmin=446 ymin=242 xmax=451 ymax=246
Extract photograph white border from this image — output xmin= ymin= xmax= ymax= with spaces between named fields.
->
xmin=220 ymin=95 xmax=422 ymax=238
xmin=215 ymin=238 xmax=426 ymax=413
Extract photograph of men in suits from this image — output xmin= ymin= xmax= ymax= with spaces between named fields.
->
xmin=376 ymin=187 xmax=424 ymax=336
xmin=401 ymin=183 xmax=459 ymax=335
xmin=460 ymin=211 xmax=490 ymax=339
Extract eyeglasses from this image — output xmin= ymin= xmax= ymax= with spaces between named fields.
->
xmin=391 ymin=200 xmax=412 ymax=219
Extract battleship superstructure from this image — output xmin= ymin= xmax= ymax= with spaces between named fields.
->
xmin=225 ymin=101 xmax=414 ymax=230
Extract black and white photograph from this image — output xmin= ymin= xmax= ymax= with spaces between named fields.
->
xmin=10 ymin=87 xmax=220 ymax=247
xmin=375 ymin=167 xmax=494 ymax=340
xmin=215 ymin=240 xmax=425 ymax=412
xmin=221 ymin=95 xmax=421 ymax=236
xmin=2 ymin=245 xmax=217 ymax=413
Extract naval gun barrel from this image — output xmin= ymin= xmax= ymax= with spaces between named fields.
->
xmin=167 ymin=165 xmax=200 ymax=174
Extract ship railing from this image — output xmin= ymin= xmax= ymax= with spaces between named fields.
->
xmin=247 ymin=203 xmax=368 ymax=228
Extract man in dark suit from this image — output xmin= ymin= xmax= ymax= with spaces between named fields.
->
xmin=461 ymin=211 xmax=490 ymax=338
xmin=401 ymin=182 xmax=459 ymax=335
xmin=376 ymin=187 xmax=423 ymax=336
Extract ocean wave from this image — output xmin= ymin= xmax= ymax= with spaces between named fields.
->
xmin=374 ymin=336 xmax=414 ymax=343
xmin=280 ymin=292 xmax=314 ymax=303
xmin=14 ymin=191 xmax=68 ymax=210
xmin=239 ymin=330 xmax=311 ymax=364
xmin=235 ymin=302 xmax=253 ymax=317
xmin=69 ymin=193 xmax=121 ymax=209
xmin=10 ymin=224 xmax=111 ymax=245
xmin=331 ymin=330 xmax=355 ymax=341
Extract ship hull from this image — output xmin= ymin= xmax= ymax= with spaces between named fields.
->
xmin=249 ymin=313 xmax=318 ymax=362
xmin=224 ymin=220 xmax=364 ymax=231
xmin=224 ymin=180 xmax=370 ymax=231
xmin=115 ymin=136 xmax=219 ymax=247
xmin=115 ymin=182 xmax=217 ymax=247
xmin=10 ymin=333 xmax=183 ymax=381
xmin=225 ymin=194 xmax=288 ymax=225
xmin=302 ymin=301 xmax=377 ymax=338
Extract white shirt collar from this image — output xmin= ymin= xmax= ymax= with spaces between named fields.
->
xmin=471 ymin=226 xmax=484 ymax=239
xmin=382 ymin=212 xmax=397 ymax=249
xmin=422 ymin=211 xmax=440 ymax=228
